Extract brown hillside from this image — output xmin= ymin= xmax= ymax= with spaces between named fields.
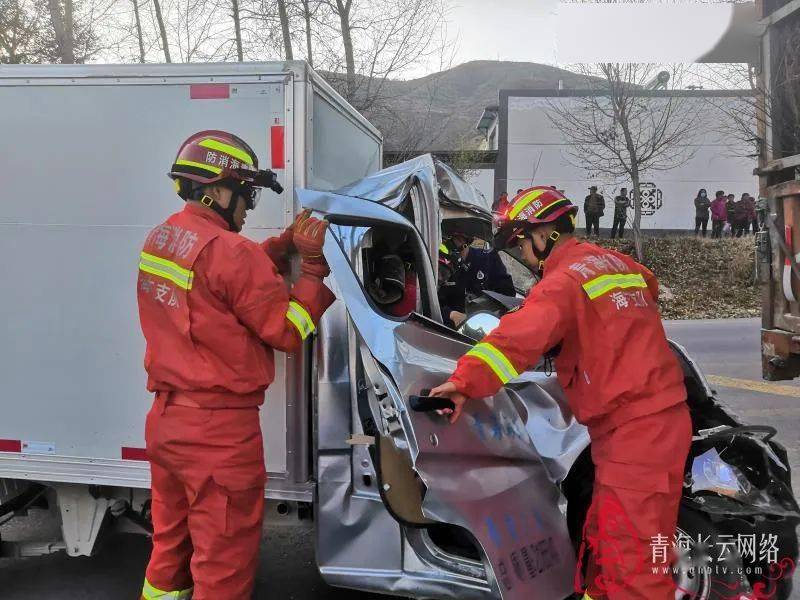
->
xmin=328 ymin=60 xmax=591 ymax=152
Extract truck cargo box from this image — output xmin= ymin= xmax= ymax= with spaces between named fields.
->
xmin=0 ymin=62 xmax=381 ymax=501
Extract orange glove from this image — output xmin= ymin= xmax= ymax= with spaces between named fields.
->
xmin=262 ymin=210 xmax=307 ymax=274
xmin=294 ymin=210 xmax=330 ymax=278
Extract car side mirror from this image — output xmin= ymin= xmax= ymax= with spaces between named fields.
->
xmin=458 ymin=312 xmax=501 ymax=341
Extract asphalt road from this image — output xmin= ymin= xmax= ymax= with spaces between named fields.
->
xmin=664 ymin=318 xmax=800 ymax=494
xmin=0 ymin=519 xmax=377 ymax=599
xmin=0 ymin=318 xmax=798 ymax=599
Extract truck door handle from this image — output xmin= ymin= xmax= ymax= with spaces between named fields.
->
xmin=409 ymin=389 xmax=455 ymax=412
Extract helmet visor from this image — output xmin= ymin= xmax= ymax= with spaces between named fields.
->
xmin=225 ymin=182 xmax=261 ymax=210
xmin=494 ymin=224 xmax=527 ymax=250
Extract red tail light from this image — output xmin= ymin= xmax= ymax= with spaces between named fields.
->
xmin=271 ymin=125 xmax=285 ymax=169
xmin=0 ymin=439 xmax=21 ymax=452
xmin=121 ymin=447 xmax=149 ymax=461
xmin=189 ymin=84 xmax=230 ymax=100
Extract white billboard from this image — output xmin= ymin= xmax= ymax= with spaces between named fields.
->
xmin=501 ymin=94 xmax=758 ymax=231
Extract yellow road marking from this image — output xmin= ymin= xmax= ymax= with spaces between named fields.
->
xmin=706 ymin=375 xmax=800 ymax=398
xmin=737 ymin=407 xmax=800 ymax=419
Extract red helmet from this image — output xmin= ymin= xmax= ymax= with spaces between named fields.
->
xmin=493 ymin=186 xmax=577 ymax=249
xmin=169 ymin=130 xmax=284 ymax=201
xmin=169 ymin=130 xmax=261 ymax=185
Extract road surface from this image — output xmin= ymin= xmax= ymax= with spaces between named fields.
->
xmin=0 ymin=318 xmax=797 ymax=598
xmin=664 ymin=318 xmax=800 ymax=492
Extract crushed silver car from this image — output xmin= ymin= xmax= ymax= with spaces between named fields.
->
xmin=303 ymin=155 xmax=799 ymax=600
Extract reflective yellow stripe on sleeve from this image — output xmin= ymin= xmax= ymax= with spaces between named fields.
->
xmin=139 ymin=252 xmax=194 ymax=290
xmin=465 ymin=342 xmax=519 ymax=384
xmin=582 ymin=272 xmax=647 ymax=300
xmin=286 ymin=300 xmax=316 ymax=340
xmin=141 ymin=579 xmax=193 ymax=599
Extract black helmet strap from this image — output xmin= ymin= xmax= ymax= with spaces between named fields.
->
xmin=532 ymin=230 xmax=561 ymax=273
xmin=201 ymin=194 xmax=239 ymax=232
xmin=190 ymin=186 xmax=242 ymax=232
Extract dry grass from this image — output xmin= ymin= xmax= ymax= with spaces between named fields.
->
xmin=591 ymin=236 xmax=759 ymax=320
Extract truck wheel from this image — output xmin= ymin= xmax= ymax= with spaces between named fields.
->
xmin=674 ymin=507 xmax=747 ymax=600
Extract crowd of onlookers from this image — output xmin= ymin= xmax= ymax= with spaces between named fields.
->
xmin=694 ymin=189 xmax=759 ymax=238
xmin=495 ymin=187 xmax=763 ymax=239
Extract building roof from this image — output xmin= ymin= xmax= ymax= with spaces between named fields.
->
xmin=476 ymin=105 xmax=499 ymax=134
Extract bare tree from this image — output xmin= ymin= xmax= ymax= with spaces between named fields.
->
xmin=165 ymin=0 xmax=235 ymax=63
xmin=690 ymin=64 xmax=766 ymax=159
xmin=36 ymin=0 xmax=116 ymax=63
xmin=319 ymin=0 xmax=449 ymax=112
xmin=131 ymin=0 xmax=145 ymax=62
xmin=300 ymin=0 xmax=313 ymax=66
xmin=46 ymin=0 xmax=76 ymax=62
xmin=103 ymin=0 xmax=164 ymax=63
xmin=769 ymin=18 xmax=800 ymax=159
xmin=151 ymin=0 xmax=171 ymax=61
xmin=696 ymin=22 xmax=800 ymax=163
xmin=0 ymin=0 xmax=41 ymax=63
xmin=439 ymin=134 xmax=484 ymax=182
xmin=330 ymin=0 xmax=354 ymax=94
xmin=231 ymin=0 xmax=242 ymax=60
xmin=546 ymin=63 xmax=705 ymax=260
xmin=372 ymin=38 xmax=456 ymax=157
xmin=275 ymin=0 xmax=292 ymax=58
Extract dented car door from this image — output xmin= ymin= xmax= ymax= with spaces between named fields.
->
xmin=303 ymin=188 xmax=576 ymax=599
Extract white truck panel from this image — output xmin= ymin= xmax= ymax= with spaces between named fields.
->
xmin=0 ymin=77 xmax=290 ymax=476
xmin=0 ymin=63 xmax=381 ymax=494
xmin=308 ymin=92 xmax=382 ymax=191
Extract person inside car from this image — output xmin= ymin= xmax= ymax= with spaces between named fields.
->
xmin=438 ymin=232 xmax=515 ymax=329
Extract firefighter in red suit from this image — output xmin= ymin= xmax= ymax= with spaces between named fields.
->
xmin=430 ymin=187 xmax=692 ymax=600
xmin=137 ymin=131 xmax=335 ymax=600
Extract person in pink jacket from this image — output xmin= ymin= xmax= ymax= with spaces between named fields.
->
xmin=710 ymin=190 xmax=728 ymax=238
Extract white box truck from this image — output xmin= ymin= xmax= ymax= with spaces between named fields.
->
xmin=0 ymin=60 xmax=381 ymax=546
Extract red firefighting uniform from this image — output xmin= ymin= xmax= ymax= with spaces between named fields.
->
xmin=137 ymin=203 xmax=335 ymax=600
xmin=449 ymin=237 xmax=691 ymax=600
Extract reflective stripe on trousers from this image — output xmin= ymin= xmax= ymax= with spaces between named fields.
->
xmin=141 ymin=578 xmax=193 ymax=599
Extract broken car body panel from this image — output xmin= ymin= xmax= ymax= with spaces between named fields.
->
xmin=304 ymin=187 xmax=576 ymax=599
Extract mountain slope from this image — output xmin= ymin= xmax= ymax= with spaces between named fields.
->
xmin=350 ymin=60 xmax=588 ymax=151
